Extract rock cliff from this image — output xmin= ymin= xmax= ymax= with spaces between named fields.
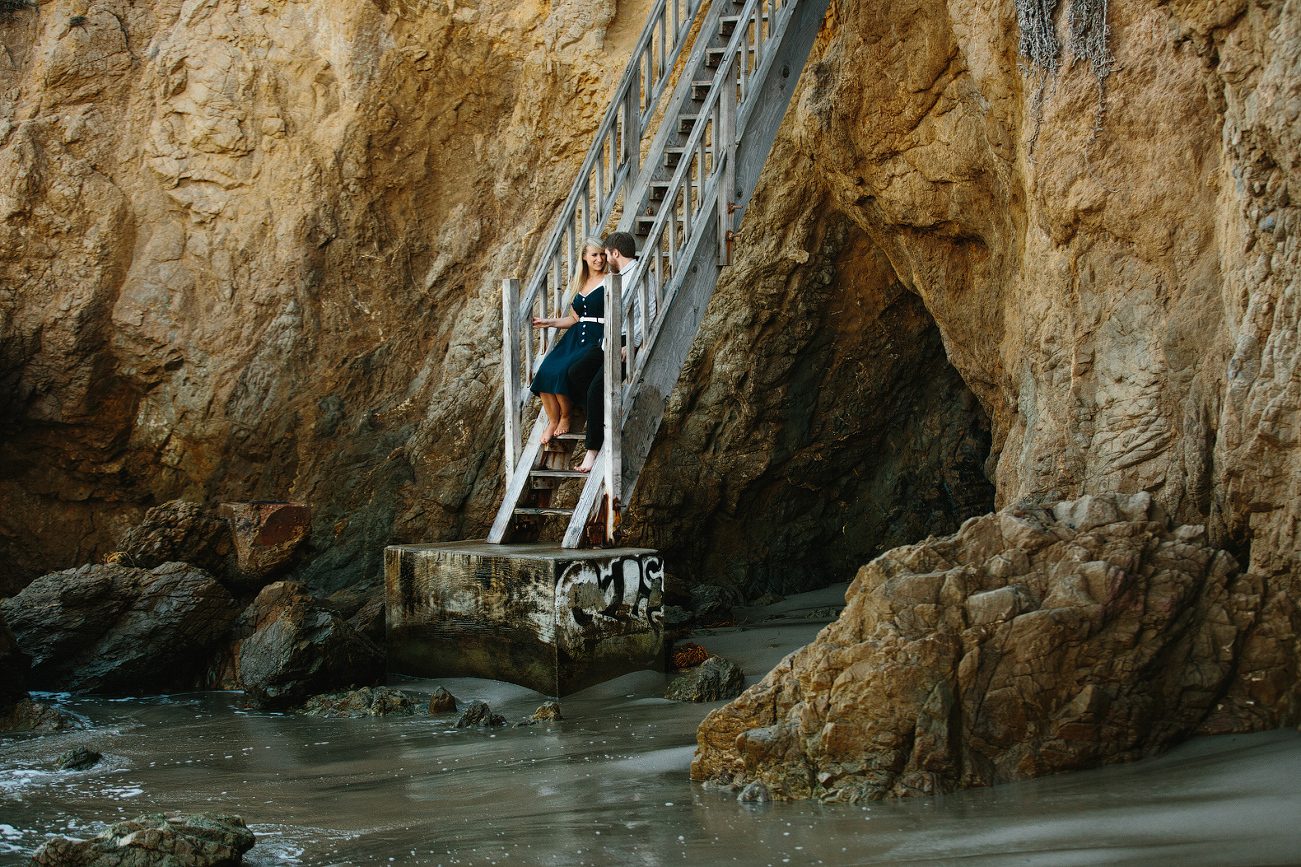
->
xmin=0 ymin=0 xmax=656 ymax=593
xmin=689 ymin=0 xmax=1301 ymax=795
xmin=1 ymin=0 xmax=1298 ymax=748
xmin=0 ymin=0 xmax=1002 ymax=599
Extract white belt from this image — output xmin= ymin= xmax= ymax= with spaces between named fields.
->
xmin=577 ymin=317 xmax=605 ymax=324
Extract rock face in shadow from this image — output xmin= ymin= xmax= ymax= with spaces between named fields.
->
xmin=761 ymin=0 xmax=1301 ymax=592
xmin=693 ymin=494 xmax=1285 ymax=801
xmin=0 ymin=613 xmax=28 ymax=707
xmin=228 ymin=580 xmax=384 ymax=710
xmin=0 ymin=562 xmax=240 ymax=693
xmin=626 ymin=209 xmax=997 ymax=596
xmin=0 ymin=614 xmax=69 ymax=732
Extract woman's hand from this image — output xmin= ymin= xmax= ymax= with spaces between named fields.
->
xmin=532 ymin=317 xmax=551 ymax=329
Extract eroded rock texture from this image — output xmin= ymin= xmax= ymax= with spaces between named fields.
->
xmin=620 ymin=0 xmax=1301 ymax=598
xmin=676 ymin=0 xmax=1301 ymax=792
xmin=0 ymin=0 xmax=996 ymax=601
xmin=1 ymin=561 xmax=240 ymax=692
xmin=115 ymin=499 xmax=234 ymax=577
xmin=693 ymin=494 xmax=1281 ymax=800
xmin=30 ymin=812 xmax=255 ymax=867
xmin=773 ymin=0 xmax=1301 ymax=582
xmin=0 ymin=0 xmax=653 ymax=594
xmin=0 ymin=0 xmax=1297 ymax=781
xmin=223 ymin=579 xmax=384 ymax=709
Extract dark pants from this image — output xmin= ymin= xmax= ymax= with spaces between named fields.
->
xmin=566 ymin=345 xmax=607 ymax=451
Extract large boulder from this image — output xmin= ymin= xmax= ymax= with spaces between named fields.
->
xmin=694 ymin=493 xmax=1281 ymax=801
xmin=666 ymin=656 xmax=745 ymax=703
xmin=299 ymin=686 xmax=414 ymax=717
xmin=114 ymin=500 xmax=234 ymax=578
xmin=1 ymin=563 xmax=240 ymax=694
xmin=0 ymin=614 xmax=70 ymax=732
xmin=0 ymin=612 xmax=29 ymax=707
xmin=0 ymin=698 xmax=75 ymax=733
xmin=232 ymin=581 xmax=384 ymax=710
xmin=220 ymin=502 xmax=312 ymax=586
xmin=31 ymin=813 xmax=254 ymax=866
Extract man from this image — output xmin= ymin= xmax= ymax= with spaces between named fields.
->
xmin=566 ymin=231 xmax=657 ymax=473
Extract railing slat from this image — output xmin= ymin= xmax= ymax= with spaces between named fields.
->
xmin=501 ymin=278 xmax=521 ymax=483
xmin=500 ymin=0 xmax=810 ymax=547
xmin=603 ymin=272 xmax=623 ymax=537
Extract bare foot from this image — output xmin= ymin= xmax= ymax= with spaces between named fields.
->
xmin=541 ymin=420 xmax=557 ymax=444
xmin=556 ymin=415 xmax=571 ymax=436
xmin=575 ymin=450 xmax=598 ymax=473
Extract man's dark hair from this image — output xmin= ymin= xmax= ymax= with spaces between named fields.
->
xmin=602 ymin=231 xmax=637 ymax=260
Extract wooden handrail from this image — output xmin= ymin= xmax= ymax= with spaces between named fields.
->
xmin=507 ymin=0 xmax=706 ymax=394
xmin=620 ymin=0 xmax=799 ymax=385
xmin=492 ymin=0 xmax=814 ymax=547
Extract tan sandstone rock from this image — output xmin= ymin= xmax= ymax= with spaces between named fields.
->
xmin=0 ymin=0 xmax=1298 ymax=778
xmin=692 ymin=493 xmax=1272 ymax=800
xmin=0 ymin=0 xmax=654 ymax=592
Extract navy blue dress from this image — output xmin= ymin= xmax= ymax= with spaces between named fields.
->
xmin=530 ymin=288 xmax=604 ymax=396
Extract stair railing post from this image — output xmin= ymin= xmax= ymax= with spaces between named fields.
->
xmin=624 ymin=75 xmax=641 ymax=181
xmin=718 ymin=53 xmax=737 ymax=266
xmin=502 ymin=278 xmax=522 ymax=484
xmin=603 ymin=271 xmax=623 ymax=542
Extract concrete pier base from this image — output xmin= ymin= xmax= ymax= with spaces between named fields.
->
xmin=385 ymin=542 xmax=665 ymax=696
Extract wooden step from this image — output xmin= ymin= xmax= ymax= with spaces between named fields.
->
xmin=649 ymin=179 xmax=700 ymax=201
xmin=634 ymin=214 xmax=685 ymax=236
xmin=678 ymin=114 xmax=698 ymax=134
xmin=530 ymin=469 xmax=590 ymax=479
xmin=665 ymin=146 xmax=686 ymax=166
xmin=514 ymin=507 xmax=575 ymax=517
xmin=705 ymin=47 xmax=727 ymax=68
xmin=690 ymin=80 xmax=713 ymax=101
xmin=719 ymin=13 xmax=769 ymax=36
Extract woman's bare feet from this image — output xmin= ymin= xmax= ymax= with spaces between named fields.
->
xmin=539 ymin=393 xmax=561 ymax=444
xmin=575 ymin=449 xmax=599 ymax=473
xmin=556 ymin=415 xmax=571 ymax=436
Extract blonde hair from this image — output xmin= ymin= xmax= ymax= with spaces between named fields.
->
xmin=560 ymin=236 xmax=609 ymax=313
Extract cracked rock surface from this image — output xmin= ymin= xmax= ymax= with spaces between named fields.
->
xmin=693 ymin=493 xmax=1292 ymax=801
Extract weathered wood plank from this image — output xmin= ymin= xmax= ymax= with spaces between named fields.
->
xmin=488 ymin=412 xmax=551 ymax=543
xmin=501 ymin=278 xmax=521 ymax=483
xmin=603 ymin=272 xmax=623 ymax=536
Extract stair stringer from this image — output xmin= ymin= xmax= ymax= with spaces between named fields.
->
xmin=613 ymin=0 xmax=832 ymax=505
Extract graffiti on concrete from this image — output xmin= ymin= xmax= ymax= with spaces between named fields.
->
xmin=561 ymin=555 xmax=664 ymax=629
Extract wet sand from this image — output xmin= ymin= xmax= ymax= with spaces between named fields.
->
xmin=2 ymin=584 xmax=1299 ymax=866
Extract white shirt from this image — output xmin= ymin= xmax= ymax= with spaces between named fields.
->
xmin=616 ymin=258 xmax=656 ymax=348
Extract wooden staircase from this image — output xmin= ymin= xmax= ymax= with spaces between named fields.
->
xmin=489 ymin=0 xmax=829 ymax=548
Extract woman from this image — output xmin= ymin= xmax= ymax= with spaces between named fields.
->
xmin=530 ymin=238 xmax=608 ymax=444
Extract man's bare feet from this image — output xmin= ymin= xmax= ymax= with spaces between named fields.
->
xmin=575 ymin=450 xmax=599 ymax=473
xmin=556 ymin=415 xmax=571 ymax=436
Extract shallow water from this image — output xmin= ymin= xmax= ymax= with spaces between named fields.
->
xmin=3 ymin=591 xmax=1301 ymax=866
